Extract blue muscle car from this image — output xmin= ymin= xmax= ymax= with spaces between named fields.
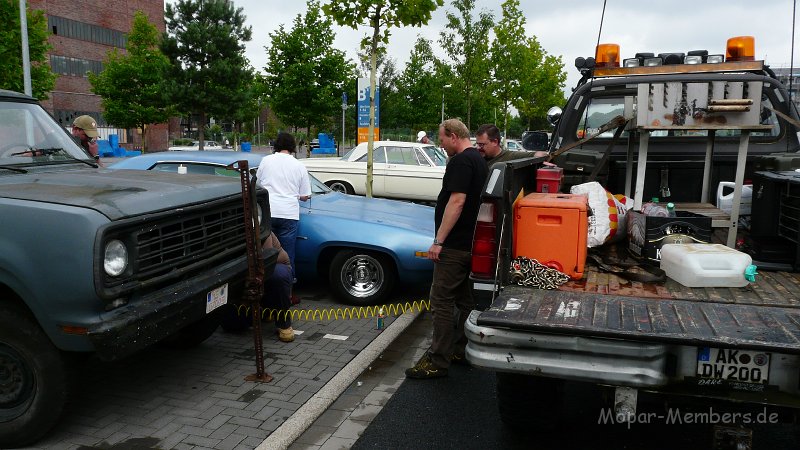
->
xmin=110 ymin=151 xmax=435 ymax=305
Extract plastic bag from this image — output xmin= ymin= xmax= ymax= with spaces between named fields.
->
xmin=570 ymin=181 xmax=633 ymax=247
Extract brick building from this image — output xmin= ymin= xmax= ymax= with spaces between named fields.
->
xmin=29 ymin=0 xmax=169 ymax=150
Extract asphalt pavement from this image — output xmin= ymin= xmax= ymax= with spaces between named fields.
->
xmin=343 ymin=313 xmax=800 ymax=450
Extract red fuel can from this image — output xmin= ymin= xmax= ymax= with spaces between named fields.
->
xmin=536 ymin=166 xmax=564 ymax=193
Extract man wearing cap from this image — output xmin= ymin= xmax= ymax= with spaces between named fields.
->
xmin=417 ymin=130 xmax=434 ymax=145
xmin=72 ymin=115 xmax=99 ymax=159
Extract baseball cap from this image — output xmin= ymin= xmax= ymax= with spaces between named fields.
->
xmin=416 ymin=131 xmax=426 ymax=142
xmin=73 ymin=115 xmax=99 ymax=138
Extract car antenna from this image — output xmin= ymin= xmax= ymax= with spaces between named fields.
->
xmin=788 ymin=0 xmax=797 ymax=151
xmin=578 ymin=0 xmax=608 ymax=140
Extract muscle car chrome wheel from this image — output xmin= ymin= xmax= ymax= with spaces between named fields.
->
xmin=329 ymin=250 xmax=396 ymax=305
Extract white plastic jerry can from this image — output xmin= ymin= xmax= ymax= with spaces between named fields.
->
xmin=716 ymin=181 xmax=753 ymax=215
xmin=660 ymin=243 xmax=757 ymax=288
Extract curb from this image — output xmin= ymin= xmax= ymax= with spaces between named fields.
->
xmin=256 ymin=309 xmax=423 ymax=450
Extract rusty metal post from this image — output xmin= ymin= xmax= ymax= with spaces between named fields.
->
xmin=231 ymin=159 xmax=273 ymax=383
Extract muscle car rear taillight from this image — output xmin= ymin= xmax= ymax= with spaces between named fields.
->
xmin=471 ymin=201 xmax=498 ymax=278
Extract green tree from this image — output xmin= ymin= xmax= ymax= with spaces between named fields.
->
xmin=515 ymin=37 xmax=566 ymax=130
xmin=438 ymin=0 xmax=494 ymax=131
xmin=89 ymin=11 xmax=172 ymax=152
xmin=162 ymin=0 xmax=253 ymax=150
xmin=489 ymin=0 xmax=527 ymax=138
xmin=323 ymin=0 xmax=443 ymax=198
xmin=0 ymin=1 xmax=55 ymax=99
xmin=265 ymin=0 xmax=354 ymax=137
xmin=394 ymin=37 xmax=442 ymax=131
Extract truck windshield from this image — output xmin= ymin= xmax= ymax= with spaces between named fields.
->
xmin=0 ymin=101 xmax=91 ymax=164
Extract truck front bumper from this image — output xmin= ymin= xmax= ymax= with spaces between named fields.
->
xmin=465 ymin=310 xmax=670 ymax=387
xmin=88 ymin=249 xmax=278 ymax=361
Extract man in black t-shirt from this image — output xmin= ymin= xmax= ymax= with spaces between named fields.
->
xmin=406 ymin=118 xmax=488 ymax=379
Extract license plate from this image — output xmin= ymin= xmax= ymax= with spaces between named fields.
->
xmin=206 ymin=283 xmax=228 ymax=314
xmin=696 ymin=347 xmax=770 ymax=384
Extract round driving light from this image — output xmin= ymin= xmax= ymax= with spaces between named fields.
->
xmin=104 ymin=240 xmax=128 ymax=277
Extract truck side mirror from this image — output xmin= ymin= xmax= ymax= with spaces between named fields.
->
xmin=521 ymin=131 xmax=549 ymax=151
xmin=547 ymin=106 xmax=563 ymax=126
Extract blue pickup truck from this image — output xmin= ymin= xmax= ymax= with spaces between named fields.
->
xmin=0 ymin=90 xmax=274 ymax=447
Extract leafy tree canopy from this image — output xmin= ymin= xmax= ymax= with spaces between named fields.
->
xmin=161 ymin=0 xmax=254 ymax=148
xmin=265 ymin=0 xmax=354 ymax=134
xmin=438 ymin=0 xmax=494 ymax=131
xmin=89 ymin=11 xmax=173 ymax=151
xmin=0 ymin=0 xmax=55 ymax=99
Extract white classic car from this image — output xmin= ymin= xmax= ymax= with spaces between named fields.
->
xmin=301 ymin=140 xmax=447 ymax=202
xmin=167 ymin=140 xmax=224 ymax=151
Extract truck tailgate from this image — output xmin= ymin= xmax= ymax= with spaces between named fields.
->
xmin=477 ymin=285 xmax=800 ymax=354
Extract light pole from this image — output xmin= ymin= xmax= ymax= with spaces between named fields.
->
xmin=341 ymin=92 xmax=347 ymax=157
xmin=441 ymin=84 xmax=451 ymax=124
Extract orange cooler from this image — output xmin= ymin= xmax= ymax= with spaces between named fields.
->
xmin=513 ymin=193 xmax=588 ymax=280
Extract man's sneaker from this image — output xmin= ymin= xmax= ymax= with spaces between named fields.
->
xmin=405 ymin=353 xmax=448 ymax=379
xmin=277 ymin=327 xmax=295 ymax=343
xmin=450 ymin=352 xmax=469 ymax=366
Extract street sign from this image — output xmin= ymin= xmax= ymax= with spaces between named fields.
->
xmin=357 ymin=78 xmax=380 ymax=143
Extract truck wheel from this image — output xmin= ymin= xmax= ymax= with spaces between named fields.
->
xmin=496 ymin=372 xmax=562 ymax=431
xmin=0 ymin=306 xmax=69 ymax=447
xmin=325 ymin=181 xmax=354 ymax=194
xmin=160 ymin=313 xmax=220 ymax=349
xmin=329 ymin=249 xmax=396 ymax=305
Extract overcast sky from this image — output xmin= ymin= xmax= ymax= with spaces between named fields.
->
xmin=174 ymin=0 xmax=799 ymax=95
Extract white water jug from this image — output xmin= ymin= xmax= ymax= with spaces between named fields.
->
xmin=716 ymin=182 xmax=752 ymax=215
xmin=660 ymin=244 xmax=756 ymax=288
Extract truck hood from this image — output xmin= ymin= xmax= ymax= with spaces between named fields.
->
xmin=306 ymin=192 xmax=434 ymax=233
xmin=0 ymin=169 xmax=243 ymax=220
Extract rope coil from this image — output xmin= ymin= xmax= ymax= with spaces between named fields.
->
xmin=509 ymin=257 xmax=570 ymax=290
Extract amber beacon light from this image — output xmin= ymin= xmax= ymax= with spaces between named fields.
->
xmin=595 ymin=43 xmax=621 ymax=68
xmin=726 ymin=36 xmax=755 ymax=62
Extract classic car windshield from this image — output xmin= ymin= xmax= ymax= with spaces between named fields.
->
xmin=341 ymin=147 xmax=358 ymax=160
xmin=0 ymin=101 xmax=91 ymax=164
xmin=421 ymin=145 xmax=447 ymax=166
xmin=310 ymin=174 xmax=330 ymax=193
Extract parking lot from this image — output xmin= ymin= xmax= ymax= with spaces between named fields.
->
xmin=26 ymin=283 xmax=424 ymax=450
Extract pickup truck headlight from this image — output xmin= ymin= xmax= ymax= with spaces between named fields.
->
xmin=104 ymin=240 xmax=128 ymax=277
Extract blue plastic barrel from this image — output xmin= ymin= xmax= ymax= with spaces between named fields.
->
xmin=241 ymin=141 xmax=252 ymax=152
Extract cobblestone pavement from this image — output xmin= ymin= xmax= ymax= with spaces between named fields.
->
xmin=23 ymin=283 xmax=427 ymax=450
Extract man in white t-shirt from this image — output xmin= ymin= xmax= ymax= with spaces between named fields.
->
xmin=256 ymin=132 xmax=311 ymax=282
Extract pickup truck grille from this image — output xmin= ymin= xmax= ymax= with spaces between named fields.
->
xmin=97 ymin=196 xmax=263 ymax=297
xmin=135 ymin=202 xmax=245 ymax=279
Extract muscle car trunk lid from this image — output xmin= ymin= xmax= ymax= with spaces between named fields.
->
xmin=477 ymin=285 xmax=800 ymax=354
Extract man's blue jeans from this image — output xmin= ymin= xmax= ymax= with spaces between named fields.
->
xmin=271 ymin=217 xmax=299 ymax=279
xmin=264 ymin=263 xmax=293 ymax=329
